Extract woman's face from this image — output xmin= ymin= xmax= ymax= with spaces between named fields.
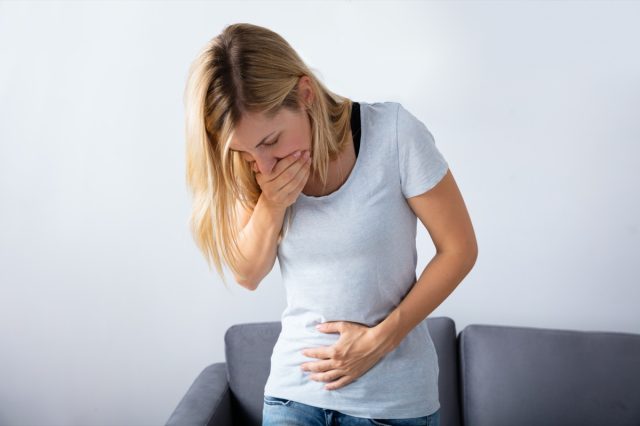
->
xmin=229 ymin=103 xmax=312 ymax=175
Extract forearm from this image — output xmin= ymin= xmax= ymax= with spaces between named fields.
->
xmin=373 ymin=250 xmax=476 ymax=354
xmin=235 ymin=194 xmax=286 ymax=287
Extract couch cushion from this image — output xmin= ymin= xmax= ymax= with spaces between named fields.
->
xmin=459 ymin=324 xmax=640 ymax=426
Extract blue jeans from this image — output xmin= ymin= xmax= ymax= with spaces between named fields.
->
xmin=262 ymin=395 xmax=440 ymax=426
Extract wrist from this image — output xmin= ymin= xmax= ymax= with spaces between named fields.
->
xmin=259 ymin=193 xmax=286 ymax=214
xmin=373 ymin=308 xmax=404 ymax=355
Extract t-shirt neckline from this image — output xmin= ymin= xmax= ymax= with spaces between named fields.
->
xmin=298 ymin=101 xmax=364 ymax=202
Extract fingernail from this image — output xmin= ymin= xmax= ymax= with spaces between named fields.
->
xmin=293 ymin=150 xmax=301 ymax=158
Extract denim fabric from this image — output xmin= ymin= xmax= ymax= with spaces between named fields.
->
xmin=262 ymin=395 xmax=440 ymax=426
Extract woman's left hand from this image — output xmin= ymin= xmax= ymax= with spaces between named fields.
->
xmin=300 ymin=321 xmax=390 ymax=390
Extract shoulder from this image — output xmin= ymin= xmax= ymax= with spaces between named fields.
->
xmin=359 ymin=101 xmax=434 ymax=145
xmin=358 ymin=101 xmax=402 ymax=135
xmin=360 ymin=101 xmax=420 ymax=129
xmin=359 ymin=100 xmax=401 ymax=118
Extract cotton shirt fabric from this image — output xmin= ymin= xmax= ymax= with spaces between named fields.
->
xmin=263 ymin=101 xmax=449 ymax=419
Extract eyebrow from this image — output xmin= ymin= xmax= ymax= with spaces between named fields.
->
xmin=230 ymin=130 xmax=277 ymax=153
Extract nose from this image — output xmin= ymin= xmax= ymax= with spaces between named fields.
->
xmin=254 ymin=157 xmax=276 ymax=175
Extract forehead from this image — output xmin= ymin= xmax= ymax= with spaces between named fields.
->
xmin=229 ymin=107 xmax=295 ymax=151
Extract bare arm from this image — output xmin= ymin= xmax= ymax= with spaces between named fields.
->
xmin=374 ymin=169 xmax=478 ymax=352
xmin=233 ymin=149 xmax=312 ymax=290
xmin=233 ymin=194 xmax=287 ymax=291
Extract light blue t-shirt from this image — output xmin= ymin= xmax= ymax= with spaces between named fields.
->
xmin=263 ymin=101 xmax=449 ymax=418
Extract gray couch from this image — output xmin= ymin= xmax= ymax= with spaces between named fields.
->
xmin=166 ymin=317 xmax=640 ymax=426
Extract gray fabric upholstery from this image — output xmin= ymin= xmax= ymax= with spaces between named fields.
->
xmin=166 ymin=362 xmax=232 ymax=426
xmin=225 ymin=321 xmax=282 ymax=425
xmin=429 ymin=317 xmax=463 ymax=426
xmin=459 ymin=324 xmax=640 ymax=426
xmin=166 ymin=317 xmax=640 ymax=425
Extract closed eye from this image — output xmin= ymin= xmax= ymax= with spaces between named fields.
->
xmin=262 ymin=137 xmax=278 ymax=147
xmin=237 ymin=137 xmax=279 ymax=164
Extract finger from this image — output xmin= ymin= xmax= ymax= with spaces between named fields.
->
xmin=270 ymin=154 xmax=308 ymax=195
xmin=311 ymin=369 xmax=343 ymax=383
xmin=266 ymin=150 xmax=304 ymax=181
xmin=301 ymin=346 xmax=331 ymax=359
xmin=255 ymin=153 xmax=302 ymax=185
xmin=280 ymin=157 xmax=311 ymax=195
xmin=292 ymin=160 xmax=312 ymax=194
xmin=324 ymin=374 xmax=352 ymax=390
xmin=301 ymin=359 xmax=333 ymax=373
xmin=257 ymin=153 xmax=308 ymax=195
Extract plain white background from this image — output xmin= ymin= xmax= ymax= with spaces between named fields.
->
xmin=1 ymin=1 xmax=639 ymax=425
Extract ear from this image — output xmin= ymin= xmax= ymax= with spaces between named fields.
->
xmin=298 ymin=76 xmax=314 ymax=108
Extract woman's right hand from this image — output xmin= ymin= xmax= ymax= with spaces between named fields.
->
xmin=255 ymin=150 xmax=312 ymax=210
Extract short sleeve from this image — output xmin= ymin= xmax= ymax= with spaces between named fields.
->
xmin=396 ymin=103 xmax=449 ymax=199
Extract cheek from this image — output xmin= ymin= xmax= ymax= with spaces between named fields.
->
xmin=278 ymin=137 xmax=307 ymax=157
xmin=238 ymin=154 xmax=258 ymax=172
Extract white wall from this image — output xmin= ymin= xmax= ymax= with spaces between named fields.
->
xmin=1 ymin=1 xmax=638 ymax=425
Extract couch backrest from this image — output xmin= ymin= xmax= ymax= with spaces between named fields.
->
xmin=458 ymin=324 xmax=640 ymax=426
xmin=224 ymin=316 xmax=461 ymax=426
xmin=224 ymin=321 xmax=277 ymax=425
xmin=428 ymin=316 xmax=463 ymax=426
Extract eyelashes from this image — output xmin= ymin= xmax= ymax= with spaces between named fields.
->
xmin=243 ymin=138 xmax=279 ymax=169
xmin=262 ymin=138 xmax=278 ymax=147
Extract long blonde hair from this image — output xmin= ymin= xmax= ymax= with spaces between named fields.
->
xmin=183 ymin=23 xmax=354 ymax=288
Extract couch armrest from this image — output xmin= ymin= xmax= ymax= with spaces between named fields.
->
xmin=165 ymin=362 xmax=232 ymax=426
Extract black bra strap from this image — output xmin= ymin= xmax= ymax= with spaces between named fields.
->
xmin=351 ymin=101 xmax=361 ymax=158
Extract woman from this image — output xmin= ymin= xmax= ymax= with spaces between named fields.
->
xmin=184 ymin=23 xmax=477 ymax=426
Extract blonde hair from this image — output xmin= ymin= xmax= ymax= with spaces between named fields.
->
xmin=183 ymin=23 xmax=354 ymax=288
